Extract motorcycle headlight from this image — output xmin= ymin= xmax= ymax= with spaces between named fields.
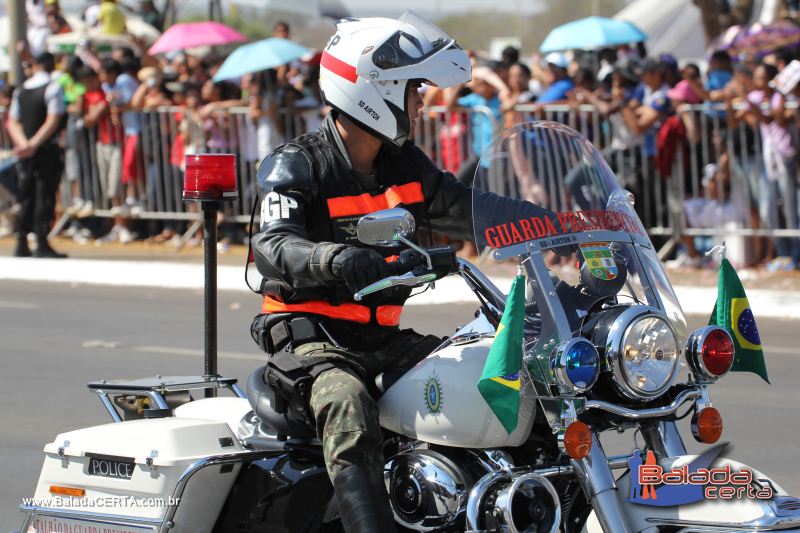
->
xmin=606 ymin=309 xmax=680 ymax=400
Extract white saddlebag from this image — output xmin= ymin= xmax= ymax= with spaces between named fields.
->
xmin=26 ymin=417 xmax=243 ymax=533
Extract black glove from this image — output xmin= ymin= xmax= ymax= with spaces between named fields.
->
xmin=394 ymin=248 xmax=426 ymax=274
xmin=331 ymin=247 xmax=397 ymax=294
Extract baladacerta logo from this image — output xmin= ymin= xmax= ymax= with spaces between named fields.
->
xmin=627 ymin=444 xmax=774 ymax=506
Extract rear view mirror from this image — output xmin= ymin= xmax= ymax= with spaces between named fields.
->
xmin=356 ymin=208 xmax=416 ymax=247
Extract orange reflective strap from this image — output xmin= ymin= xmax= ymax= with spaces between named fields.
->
xmin=262 ymin=297 xmax=403 ymax=326
xmin=326 ymin=182 xmax=424 ymax=218
xmin=375 ymin=305 xmax=403 ymax=326
xmin=262 ymin=297 xmax=371 ymax=323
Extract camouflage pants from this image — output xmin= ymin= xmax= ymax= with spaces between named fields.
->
xmin=295 ymin=329 xmax=443 ymax=490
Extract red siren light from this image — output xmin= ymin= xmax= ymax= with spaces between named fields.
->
xmin=183 ymin=154 xmax=238 ymax=202
xmin=686 ymin=326 xmax=735 ymax=380
xmin=701 ymin=329 xmax=735 ymax=377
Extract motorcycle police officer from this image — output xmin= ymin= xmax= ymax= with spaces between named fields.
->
xmin=251 ymin=13 xmax=476 ymax=532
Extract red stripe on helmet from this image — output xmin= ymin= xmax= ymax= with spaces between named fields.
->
xmin=321 ymin=51 xmax=358 ymax=83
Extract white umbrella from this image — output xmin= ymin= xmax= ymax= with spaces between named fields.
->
xmin=65 ymin=12 xmax=161 ymax=45
xmin=614 ymin=0 xmax=705 ymax=60
xmin=125 ymin=16 xmax=162 ymax=45
xmin=46 ymin=29 xmax=142 ymax=56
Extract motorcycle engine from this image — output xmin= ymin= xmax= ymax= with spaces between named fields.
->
xmin=384 ymin=448 xmax=562 ymax=532
xmin=384 ymin=449 xmax=474 ymax=531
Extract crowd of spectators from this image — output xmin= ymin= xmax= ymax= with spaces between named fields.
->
xmin=4 ymin=3 xmax=800 ymax=270
xmin=417 ymin=42 xmax=800 ymax=271
xmin=1 ymin=2 xmax=324 ymax=252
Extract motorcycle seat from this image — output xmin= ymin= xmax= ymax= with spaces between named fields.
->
xmin=246 ymin=366 xmax=317 ymax=439
xmin=245 ymin=363 xmax=402 ymax=442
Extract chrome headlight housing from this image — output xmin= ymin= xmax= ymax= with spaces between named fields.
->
xmin=606 ymin=308 xmax=680 ymax=400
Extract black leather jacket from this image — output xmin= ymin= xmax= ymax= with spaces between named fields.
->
xmin=251 ymin=113 xmax=474 ymax=327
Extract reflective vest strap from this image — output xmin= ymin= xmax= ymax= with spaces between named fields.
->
xmin=326 ymin=182 xmax=424 ymax=218
xmin=375 ymin=305 xmax=403 ymax=327
xmin=262 ymin=296 xmax=403 ymax=326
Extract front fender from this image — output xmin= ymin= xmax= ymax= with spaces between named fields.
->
xmin=582 ymin=455 xmax=800 ymax=533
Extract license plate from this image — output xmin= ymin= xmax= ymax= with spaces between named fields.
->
xmin=29 ymin=516 xmax=153 ymax=532
xmin=85 ymin=453 xmax=136 ymax=480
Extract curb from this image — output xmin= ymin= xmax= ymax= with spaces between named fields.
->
xmin=1 ymin=257 xmax=797 ymax=319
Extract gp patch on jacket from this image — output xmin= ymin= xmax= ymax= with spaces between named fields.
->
xmin=250 ymin=112 xmax=474 ymax=327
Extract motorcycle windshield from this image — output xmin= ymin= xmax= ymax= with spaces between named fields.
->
xmin=472 ymin=122 xmax=687 ymax=390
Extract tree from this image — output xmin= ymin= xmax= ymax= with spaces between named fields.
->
xmin=693 ymin=0 xmax=754 ymax=44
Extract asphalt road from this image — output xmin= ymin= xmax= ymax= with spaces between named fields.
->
xmin=2 ymin=280 xmax=800 ymax=530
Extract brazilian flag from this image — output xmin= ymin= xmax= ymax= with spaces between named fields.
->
xmin=478 ymin=275 xmax=525 ymax=433
xmin=708 ymin=258 xmax=769 ymax=384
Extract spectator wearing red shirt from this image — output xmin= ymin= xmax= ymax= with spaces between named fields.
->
xmin=82 ymin=64 xmax=120 ymax=196
xmin=82 ymin=63 xmax=131 ymax=244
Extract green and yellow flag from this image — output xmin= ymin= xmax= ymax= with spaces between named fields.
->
xmin=708 ymin=258 xmax=769 ymax=384
xmin=478 ymin=274 xmax=525 ymax=433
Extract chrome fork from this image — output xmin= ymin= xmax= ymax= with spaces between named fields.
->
xmin=640 ymin=419 xmax=688 ymax=458
xmin=570 ymin=434 xmax=633 ymax=533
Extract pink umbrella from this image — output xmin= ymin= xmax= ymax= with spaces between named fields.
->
xmin=148 ymin=22 xmax=247 ymax=55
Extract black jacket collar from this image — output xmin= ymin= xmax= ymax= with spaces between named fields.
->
xmin=321 ymin=112 xmax=407 ymax=192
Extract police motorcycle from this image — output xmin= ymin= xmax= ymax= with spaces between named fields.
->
xmin=18 ymin=122 xmax=800 ymax=533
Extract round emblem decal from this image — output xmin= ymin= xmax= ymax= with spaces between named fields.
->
xmin=424 ymin=376 xmax=442 ymax=415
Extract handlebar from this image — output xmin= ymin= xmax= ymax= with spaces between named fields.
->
xmin=353 ymin=245 xmax=459 ymax=301
xmin=577 ymin=387 xmax=703 ymax=420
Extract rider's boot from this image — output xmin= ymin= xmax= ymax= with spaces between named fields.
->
xmin=334 ymin=465 xmax=397 ymax=533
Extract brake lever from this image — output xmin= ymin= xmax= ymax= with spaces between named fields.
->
xmin=354 ymin=271 xmax=438 ymax=302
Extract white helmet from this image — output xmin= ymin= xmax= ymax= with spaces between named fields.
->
xmin=319 ymin=11 xmax=471 ymax=147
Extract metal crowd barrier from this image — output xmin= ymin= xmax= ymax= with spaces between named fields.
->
xmin=515 ymin=103 xmax=671 ymax=244
xmin=411 ymin=104 xmax=495 ymax=176
xmin=514 ymin=101 xmax=800 ymax=263
xmin=51 ymin=105 xmax=309 ymax=243
xmin=3 ymin=101 xmax=800 ymax=259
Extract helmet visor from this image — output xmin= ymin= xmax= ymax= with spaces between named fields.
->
xmin=370 ymin=11 xmax=456 ymax=71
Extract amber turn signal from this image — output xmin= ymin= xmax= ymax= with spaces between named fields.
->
xmin=49 ymin=485 xmax=85 ymax=497
xmin=692 ymin=406 xmax=723 ymax=443
xmin=564 ymin=421 xmax=593 ymax=459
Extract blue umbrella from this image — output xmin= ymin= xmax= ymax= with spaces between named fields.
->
xmin=540 ymin=17 xmax=647 ymax=53
xmin=213 ymin=37 xmax=311 ymax=81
